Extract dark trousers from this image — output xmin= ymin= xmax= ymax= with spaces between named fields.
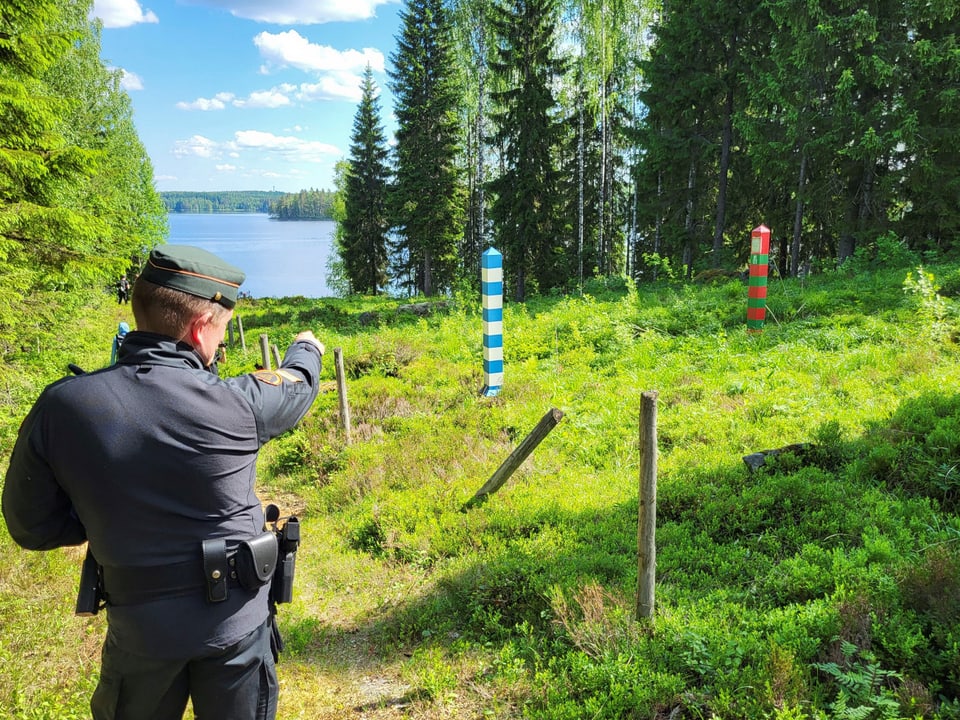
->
xmin=91 ymin=620 xmax=278 ymax=720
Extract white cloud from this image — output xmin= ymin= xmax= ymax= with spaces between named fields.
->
xmin=176 ymin=93 xmax=237 ymax=111
xmin=91 ymin=0 xmax=159 ymax=28
xmin=297 ymin=74 xmax=364 ymax=103
xmin=234 ymin=90 xmax=293 ymax=109
xmin=114 ymin=69 xmax=144 ymax=91
xmin=232 ymin=130 xmax=340 ymax=161
xmin=175 ymin=32 xmax=383 ymax=113
xmin=254 ymin=30 xmax=385 ymax=74
xmin=170 ymin=131 xmax=341 ymax=166
xmin=183 ymin=0 xmax=393 ymax=24
xmin=173 ymin=135 xmax=219 ymax=158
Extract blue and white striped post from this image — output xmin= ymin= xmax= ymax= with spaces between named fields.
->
xmin=481 ymin=247 xmax=503 ymax=397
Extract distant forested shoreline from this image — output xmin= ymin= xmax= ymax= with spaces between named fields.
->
xmin=161 ymin=191 xmax=284 ymax=214
xmin=161 ymin=190 xmax=334 ymax=220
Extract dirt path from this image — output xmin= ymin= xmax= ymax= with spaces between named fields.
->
xmin=264 ymin=512 xmax=499 ymax=720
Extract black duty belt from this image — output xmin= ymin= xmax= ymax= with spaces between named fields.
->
xmin=101 ymin=557 xmax=241 ymax=606
xmin=101 ymin=532 xmax=277 ymax=606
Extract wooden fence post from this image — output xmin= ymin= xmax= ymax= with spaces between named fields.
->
xmin=271 ymin=344 xmax=281 ymax=369
xmin=463 ymin=407 xmax=564 ymax=509
xmin=237 ymin=315 xmax=246 ymax=351
xmin=334 ymin=348 xmax=352 ymax=444
xmin=259 ymin=334 xmax=271 ymax=370
xmin=636 ymin=391 xmax=658 ymax=621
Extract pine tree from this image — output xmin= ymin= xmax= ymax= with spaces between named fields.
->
xmin=339 ymin=66 xmax=390 ymax=295
xmin=488 ymin=0 xmax=565 ymax=300
xmin=389 ymin=0 xmax=466 ymax=297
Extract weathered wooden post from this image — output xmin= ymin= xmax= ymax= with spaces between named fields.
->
xmin=481 ymin=247 xmax=504 ymax=397
xmin=259 ymin=334 xmax=271 ymax=370
xmin=463 ymin=407 xmax=563 ymax=509
xmin=636 ymin=391 xmax=658 ymax=621
xmin=227 ymin=318 xmax=235 ymax=347
xmin=236 ymin=315 xmax=246 ymax=351
xmin=747 ymin=225 xmax=770 ymax=333
xmin=334 ymin=348 xmax=352 ymax=445
xmin=271 ymin=344 xmax=281 ymax=369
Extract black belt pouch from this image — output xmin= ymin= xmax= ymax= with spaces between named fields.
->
xmin=235 ymin=532 xmax=279 ymax=591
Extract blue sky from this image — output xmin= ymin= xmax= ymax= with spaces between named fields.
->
xmin=92 ymin=0 xmax=403 ymax=193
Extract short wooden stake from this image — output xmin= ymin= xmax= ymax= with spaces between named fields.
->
xmin=334 ymin=348 xmax=352 ymax=444
xmin=271 ymin=344 xmax=281 ymax=369
xmin=259 ymin=334 xmax=271 ymax=370
xmin=463 ymin=407 xmax=564 ymax=510
xmin=636 ymin=391 xmax=658 ymax=621
xmin=228 ymin=319 xmax=235 ymax=347
xmin=237 ymin=316 xmax=246 ymax=351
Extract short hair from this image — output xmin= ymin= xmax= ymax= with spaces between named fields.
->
xmin=132 ymin=276 xmax=231 ymax=337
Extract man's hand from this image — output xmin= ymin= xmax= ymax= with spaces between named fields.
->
xmin=294 ymin=330 xmax=325 ymax=356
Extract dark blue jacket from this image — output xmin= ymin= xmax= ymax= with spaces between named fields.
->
xmin=2 ymin=331 xmax=322 ymax=658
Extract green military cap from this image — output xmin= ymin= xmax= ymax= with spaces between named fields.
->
xmin=141 ymin=245 xmax=245 ymax=308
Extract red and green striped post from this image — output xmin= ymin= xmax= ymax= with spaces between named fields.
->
xmin=747 ymin=224 xmax=770 ymax=333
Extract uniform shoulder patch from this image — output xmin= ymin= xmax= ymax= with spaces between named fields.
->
xmin=253 ymin=370 xmax=282 ymax=386
xmin=252 ymin=369 xmax=303 ymax=386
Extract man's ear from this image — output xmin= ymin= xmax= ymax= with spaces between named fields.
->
xmin=188 ymin=312 xmax=214 ymax=347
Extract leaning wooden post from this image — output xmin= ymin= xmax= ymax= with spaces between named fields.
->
xmin=636 ymin=391 xmax=658 ymax=621
xmin=236 ymin=315 xmax=247 ymax=351
xmin=334 ymin=348 xmax=352 ymax=445
xmin=259 ymin=334 xmax=271 ymax=370
xmin=463 ymin=407 xmax=564 ymax=509
xmin=271 ymin=344 xmax=281 ymax=369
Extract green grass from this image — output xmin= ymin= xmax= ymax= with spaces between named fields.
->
xmin=3 ymin=264 xmax=960 ymax=718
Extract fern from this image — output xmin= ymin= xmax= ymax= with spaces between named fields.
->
xmin=814 ymin=641 xmax=903 ymax=720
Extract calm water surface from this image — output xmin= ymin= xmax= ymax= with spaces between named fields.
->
xmin=166 ymin=213 xmax=335 ymax=299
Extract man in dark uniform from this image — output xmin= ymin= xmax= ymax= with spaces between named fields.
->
xmin=2 ymin=245 xmax=324 ymax=720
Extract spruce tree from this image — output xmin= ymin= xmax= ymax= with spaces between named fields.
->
xmin=339 ymin=66 xmax=390 ymax=295
xmin=897 ymin=1 xmax=960 ymax=249
xmin=488 ymin=0 xmax=565 ymax=301
xmin=389 ymin=0 xmax=466 ymax=297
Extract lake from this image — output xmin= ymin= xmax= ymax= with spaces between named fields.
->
xmin=166 ymin=213 xmax=336 ymax=299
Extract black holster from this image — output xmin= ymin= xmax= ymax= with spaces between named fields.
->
xmin=202 ymin=532 xmax=278 ymax=603
xmin=75 ymin=547 xmax=104 ymax=616
xmin=236 ymin=532 xmax=279 ymax=590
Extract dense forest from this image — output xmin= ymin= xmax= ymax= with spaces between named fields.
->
xmin=160 ymin=190 xmax=335 ymax=218
xmin=336 ymin=0 xmax=960 ymax=298
xmin=161 ymin=191 xmax=285 ymax=214
xmin=269 ymin=189 xmax=337 ymax=220
xmin=2 ymin=0 xmax=959 ymax=336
